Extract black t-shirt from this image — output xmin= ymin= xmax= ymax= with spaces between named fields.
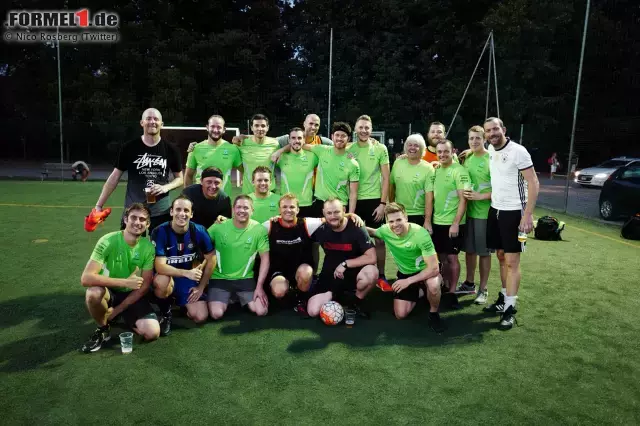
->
xmin=182 ymin=184 xmax=232 ymax=229
xmin=115 ymin=138 xmax=182 ymax=216
xmin=267 ymin=218 xmax=321 ymax=272
xmin=313 ymin=220 xmax=374 ymax=276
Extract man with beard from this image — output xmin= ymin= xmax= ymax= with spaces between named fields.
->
xmin=483 ymin=117 xmax=539 ymax=330
xmin=276 ymin=114 xmax=333 ymax=147
xmin=274 ymin=128 xmax=319 ymax=217
xmin=184 ymin=115 xmax=241 ymax=194
xmin=307 ymin=198 xmax=378 ymax=319
xmin=93 ymin=108 xmax=183 ymax=232
xmin=347 ymin=115 xmax=391 ymax=291
xmin=151 ymin=196 xmax=216 ymax=335
xmin=429 ymin=140 xmax=470 ymax=310
xmin=234 ymin=114 xmax=280 ymax=194
xmin=207 ymin=195 xmax=270 ymax=319
xmin=422 ymin=122 xmax=446 ymax=164
xmin=80 ymin=203 xmax=159 ymax=353
xmin=248 ymin=166 xmax=281 ymax=223
xmin=182 ymin=167 xmax=231 ymax=228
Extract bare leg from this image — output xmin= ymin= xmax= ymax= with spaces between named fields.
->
xmin=465 ymin=253 xmax=477 ymax=283
xmin=479 ymin=255 xmax=491 ymax=291
xmin=85 ymin=287 xmax=109 ymax=326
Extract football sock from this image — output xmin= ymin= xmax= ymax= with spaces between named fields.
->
xmin=504 ymin=296 xmax=517 ymax=312
xmin=157 ymin=298 xmax=172 ymax=316
xmin=500 ymin=288 xmax=507 ymax=297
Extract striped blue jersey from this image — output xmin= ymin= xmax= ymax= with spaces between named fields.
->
xmin=151 ymin=222 xmax=214 ymax=269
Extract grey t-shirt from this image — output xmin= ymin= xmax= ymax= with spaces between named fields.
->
xmin=114 ymin=138 xmax=182 ymax=216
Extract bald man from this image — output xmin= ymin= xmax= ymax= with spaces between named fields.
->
xmin=276 ymin=114 xmax=334 ymax=148
xmin=94 ymin=108 xmax=184 ymax=232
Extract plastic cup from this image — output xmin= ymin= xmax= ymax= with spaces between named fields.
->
xmin=144 ymin=187 xmax=156 ymax=204
xmin=517 ymin=231 xmax=528 ymax=243
xmin=119 ymin=332 xmax=133 ymax=354
xmin=345 ymin=309 xmax=356 ymax=327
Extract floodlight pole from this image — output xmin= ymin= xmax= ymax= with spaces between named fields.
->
xmin=564 ymin=0 xmax=591 ymax=213
xmin=327 ymin=27 xmax=333 ymax=137
xmin=57 ymin=26 xmax=64 ymax=182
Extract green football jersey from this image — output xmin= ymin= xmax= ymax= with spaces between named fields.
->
xmin=89 ymin=231 xmax=155 ymax=292
xmin=309 ymin=145 xmax=360 ymax=204
xmin=375 ymin=223 xmax=436 ymax=274
xmin=207 ymin=219 xmax=269 ymax=280
xmin=248 ymin=192 xmax=281 ymax=224
xmin=238 ymin=137 xmax=280 ymax=194
xmin=347 ymin=141 xmax=390 ymax=200
xmin=390 ymin=159 xmax=434 ymax=216
xmin=463 ymin=153 xmax=491 ymax=219
xmin=432 ymin=163 xmax=470 ymax=225
xmin=186 ymin=140 xmax=242 ymax=194
xmin=277 ymin=150 xmax=318 ymax=206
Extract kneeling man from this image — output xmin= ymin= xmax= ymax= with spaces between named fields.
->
xmin=80 ymin=203 xmax=159 ymax=353
xmin=308 ymin=198 xmax=378 ymax=319
xmin=151 ymin=196 xmax=216 ymax=335
xmin=368 ymin=203 xmax=444 ymax=333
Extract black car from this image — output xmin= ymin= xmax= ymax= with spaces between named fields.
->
xmin=599 ymin=163 xmax=640 ymax=220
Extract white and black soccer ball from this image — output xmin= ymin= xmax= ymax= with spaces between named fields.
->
xmin=320 ymin=301 xmax=344 ymax=325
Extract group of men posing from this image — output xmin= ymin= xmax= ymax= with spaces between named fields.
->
xmin=80 ymin=108 xmax=539 ymax=353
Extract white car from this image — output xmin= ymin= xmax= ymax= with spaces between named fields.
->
xmin=574 ymin=157 xmax=640 ymax=187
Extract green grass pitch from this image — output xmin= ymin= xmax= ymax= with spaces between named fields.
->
xmin=0 ymin=181 xmax=639 ymax=425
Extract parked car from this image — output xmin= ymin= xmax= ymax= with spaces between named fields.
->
xmin=575 ymin=156 xmax=640 ymax=187
xmin=598 ymin=163 xmax=640 ymax=220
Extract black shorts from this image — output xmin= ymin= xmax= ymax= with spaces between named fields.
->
xmin=312 ymin=266 xmax=363 ymax=296
xmin=107 ymin=288 xmax=157 ymax=329
xmin=310 ymin=198 xmax=325 ymax=218
xmin=487 ymin=207 xmax=525 ymax=253
xmin=394 ymin=271 xmax=425 ymax=302
xmin=298 ymin=205 xmax=315 ymax=219
xmin=355 ymin=198 xmax=384 ymax=226
xmin=431 ymin=224 xmax=465 ymax=255
xmin=268 ymin=269 xmax=297 ymax=287
xmin=407 ymin=215 xmax=425 ymax=226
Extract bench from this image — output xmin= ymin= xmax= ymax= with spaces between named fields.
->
xmin=41 ymin=162 xmax=77 ymax=181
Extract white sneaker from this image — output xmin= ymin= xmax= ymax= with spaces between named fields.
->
xmin=474 ymin=289 xmax=488 ymax=304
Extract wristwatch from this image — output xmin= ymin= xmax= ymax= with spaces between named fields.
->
xmin=341 ymin=261 xmax=348 ymax=269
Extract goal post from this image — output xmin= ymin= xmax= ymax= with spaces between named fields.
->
xmin=162 ymin=126 xmax=241 ymax=187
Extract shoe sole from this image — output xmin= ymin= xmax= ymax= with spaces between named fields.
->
xmin=455 ymin=290 xmax=476 ymax=295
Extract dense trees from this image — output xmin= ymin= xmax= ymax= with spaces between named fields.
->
xmin=1 ymin=0 xmax=638 ymax=166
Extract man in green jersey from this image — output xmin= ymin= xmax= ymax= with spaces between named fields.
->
xmin=233 ymin=114 xmax=280 ymax=193
xmin=207 ymin=195 xmax=270 ymax=319
xmin=247 ymin=166 xmax=281 ymax=223
xmin=275 ymin=127 xmax=319 ymax=217
xmin=367 ymin=203 xmax=444 ymax=333
xmin=389 ymin=133 xmax=435 ymax=228
xmin=184 ymin=115 xmax=242 ymax=193
xmin=80 ymin=203 xmax=159 ymax=353
xmin=457 ymin=126 xmax=493 ymax=304
xmin=428 ymin=140 xmax=471 ymax=310
xmin=306 ymin=122 xmax=360 ymax=214
xmin=348 ymin=115 xmax=391 ymax=289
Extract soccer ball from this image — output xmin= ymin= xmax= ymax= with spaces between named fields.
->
xmin=320 ymin=301 xmax=344 ymax=325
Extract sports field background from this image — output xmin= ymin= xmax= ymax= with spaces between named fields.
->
xmin=0 ymin=181 xmax=639 ymax=425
